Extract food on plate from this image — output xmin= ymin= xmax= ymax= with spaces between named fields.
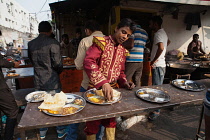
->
xmin=63 ymin=57 xmax=74 ymax=66
xmin=140 ymin=94 xmax=149 ymax=98
xmin=8 ymin=70 xmax=16 ymax=73
xmin=66 ymin=95 xmax=76 ymax=103
xmin=95 ymin=89 xmax=121 ymax=98
xmin=29 ymin=92 xmax=47 ymax=102
xmin=38 ymin=91 xmax=68 ymax=114
xmin=180 ymin=80 xmax=185 ymax=84
xmin=86 ymin=92 xmax=95 ymax=97
xmin=6 ymin=73 xmax=20 ymax=77
xmin=138 ymin=92 xmax=145 ymax=94
xmin=88 ymin=96 xmax=105 ymax=104
xmin=154 ymin=97 xmax=165 ymax=102
xmin=180 ymin=86 xmax=186 ymax=89
xmin=73 ymin=99 xmax=83 ymax=105
xmin=61 ymin=107 xmax=78 ymax=115
xmin=95 ymin=89 xmax=104 ymax=97
xmin=112 ymin=89 xmax=121 ymax=97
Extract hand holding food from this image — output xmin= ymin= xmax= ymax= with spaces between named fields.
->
xmin=102 ymin=83 xmax=113 ymax=101
xmin=86 ymin=88 xmax=121 ymax=104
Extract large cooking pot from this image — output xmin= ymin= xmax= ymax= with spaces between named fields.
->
xmin=166 ymin=62 xmax=197 ymax=75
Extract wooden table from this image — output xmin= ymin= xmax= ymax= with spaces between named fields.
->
xmin=18 ymin=79 xmax=210 ymax=139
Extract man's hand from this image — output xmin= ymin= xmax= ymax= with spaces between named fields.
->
xmin=14 ymin=61 xmax=20 ymax=68
xmin=102 ymin=83 xmax=113 ymax=101
xmin=124 ymin=81 xmax=135 ymax=90
xmin=150 ymin=60 xmax=157 ymax=68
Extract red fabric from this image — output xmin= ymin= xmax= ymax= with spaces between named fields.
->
xmin=84 ymin=36 xmax=127 ymax=89
xmin=84 ymin=118 xmax=116 ymax=135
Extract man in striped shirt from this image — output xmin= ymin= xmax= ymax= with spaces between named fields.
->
xmin=125 ymin=25 xmax=149 ymax=87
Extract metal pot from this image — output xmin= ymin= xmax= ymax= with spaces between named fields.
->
xmin=166 ymin=62 xmax=197 ymax=75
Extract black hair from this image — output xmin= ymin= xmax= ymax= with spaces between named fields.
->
xmin=76 ymin=28 xmax=82 ymax=34
xmin=61 ymin=34 xmax=69 ymax=39
xmin=38 ymin=21 xmax=52 ymax=32
xmin=84 ymin=20 xmax=100 ymax=32
xmin=193 ymin=34 xmax=199 ymax=38
xmin=151 ymin=16 xmax=163 ymax=27
xmin=117 ymin=18 xmax=136 ymax=33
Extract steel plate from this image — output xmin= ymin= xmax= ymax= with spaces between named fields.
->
xmin=83 ymin=88 xmax=122 ymax=105
xmin=41 ymin=93 xmax=86 ymax=116
xmin=25 ymin=91 xmax=47 ymax=102
xmin=136 ymin=88 xmax=170 ymax=103
xmin=171 ymin=79 xmax=205 ymax=91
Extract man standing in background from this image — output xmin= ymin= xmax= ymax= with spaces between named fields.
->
xmin=125 ymin=25 xmax=149 ymax=87
xmin=28 ymin=21 xmax=66 ymax=139
xmin=66 ymin=20 xmax=104 ymax=140
xmin=149 ymin=16 xmax=170 ymax=120
xmin=0 ymin=54 xmax=19 ymax=140
xmin=60 ymin=34 xmax=74 ymax=58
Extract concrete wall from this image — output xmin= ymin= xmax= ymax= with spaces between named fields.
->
xmin=121 ymin=1 xmax=210 ymax=54
xmin=0 ymin=0 xmax=39 ymax=36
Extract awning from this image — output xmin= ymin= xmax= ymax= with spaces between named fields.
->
xmin=149 ymin=0 xmax=210 ymax=6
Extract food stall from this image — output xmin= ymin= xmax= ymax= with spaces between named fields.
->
xmin=4 ymin=58 xmax=83 ymax=93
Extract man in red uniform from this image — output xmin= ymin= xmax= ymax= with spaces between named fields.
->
xmin=84 ymin=18 xmax=136 ymax=140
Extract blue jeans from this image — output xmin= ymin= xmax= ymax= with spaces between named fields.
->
xmin=152 ymin=67 xmax=166 ymax=85
xmin=152 ymin=67 xmax=166 ymax=114
xmin=65 ymin=86 xmax=105 ymax=140
xmin=40 ymin=125 xmax=66 ymax=135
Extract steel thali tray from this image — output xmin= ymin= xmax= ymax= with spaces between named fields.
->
xmin=25 ymin=91 xmax=47 ymax=102
xmin=136 ymin=88 xmax=170 ymax=103
xmin=42 ymin=93 xmax=86 ymax=116
xmin=171 ymin=79 xmax=205 ymax=91
xmin=83 ymin=88 xmax=122 ymax=105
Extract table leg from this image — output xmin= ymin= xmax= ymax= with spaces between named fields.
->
xmin=36 ymin=129 xmax=41 ymax=140
xmin=195 ymin=104 xmax=204 ymax=140
xmin=20 ymin=130 xmax=26 ymax=140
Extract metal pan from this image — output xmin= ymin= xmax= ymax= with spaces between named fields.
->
xmin=83 ymin=88 xmax=122 ymax=105
xmin=136 ymin=88 xmax=170 ymax=103
xmin=171 ymin=79 xmax=205 ymax=91
xmin=41 ymin=93 xmax=86 ymax=116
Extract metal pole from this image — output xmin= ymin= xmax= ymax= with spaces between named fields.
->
xmin=195 ymin=103 xmax=204 ymax=140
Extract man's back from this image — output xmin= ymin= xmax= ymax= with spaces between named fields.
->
xmin=28 ymin=34 xmax=62 ymax=90
xmin=126 ymin=27 xmax=148 ymax=62
xmin=150 ymin=28 xmax=168 ymax=67
xmin=74 ymin=31 xmax=104 ymax=90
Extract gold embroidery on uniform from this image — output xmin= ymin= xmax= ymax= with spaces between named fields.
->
xmin=93 ymin=37 xmax=106 ymax=51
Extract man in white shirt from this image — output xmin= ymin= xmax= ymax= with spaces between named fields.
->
xmin=149 ymin=16 xmax=170 ymax=120
xmin=65 ymin=20 xmax=104 ymax=140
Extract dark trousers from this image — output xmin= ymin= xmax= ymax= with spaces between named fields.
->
xmin=0 ymin=88 xmax=18 ymax=140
